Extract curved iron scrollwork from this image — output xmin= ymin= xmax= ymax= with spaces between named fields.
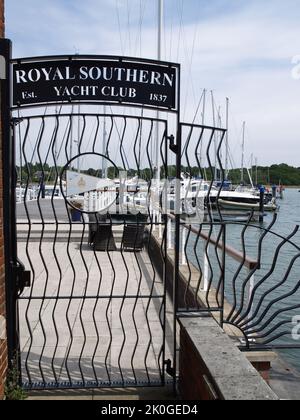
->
xmin=179 ymin=121 xmax=300 ymax=356
xmin=223 ymin=216 xmax=300 ymax=351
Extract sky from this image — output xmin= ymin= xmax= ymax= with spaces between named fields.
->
xmin=5 ymin=0 xmax=300 ymax=167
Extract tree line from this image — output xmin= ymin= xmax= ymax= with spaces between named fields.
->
xmin=16 ymin=162 xmax=300 ymax=186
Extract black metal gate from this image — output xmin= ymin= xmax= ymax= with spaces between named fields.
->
xmin=0 ymin=46 xmax=182 ymax=390
xmin=13 ymin=112 xmax=174 ymax=390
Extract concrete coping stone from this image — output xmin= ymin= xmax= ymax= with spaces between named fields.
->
xmin=179 ymin=316 xmax=279 ymax=400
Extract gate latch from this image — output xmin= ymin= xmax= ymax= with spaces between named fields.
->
xmin=167 ymin=135 xmax=178 ymax=154
xmin=164 ymin=359 xmax=175 ymax=378
xmin=13 ymin=259 xmax=31 ymax=293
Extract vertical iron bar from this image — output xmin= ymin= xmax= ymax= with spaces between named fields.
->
xmin=173 ymin=118 xmax=182 ymax=395
xmin=220 ymin=223 xmax=226 ymax=328
xmin=162 ymin=123 xmax=168 ymax=385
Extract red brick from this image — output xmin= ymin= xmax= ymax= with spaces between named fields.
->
xmin=0 ymin=0 xmax=7 ymax=400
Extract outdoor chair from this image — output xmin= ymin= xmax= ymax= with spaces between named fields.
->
xmin=121 ymin=224 xmax=145 ymax=252
xmin=88 ymin=213 xmax=117 ymax=251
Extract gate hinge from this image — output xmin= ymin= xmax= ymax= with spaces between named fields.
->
xmin=164 ymin=359 xmax=175 ymax=378
xmin=10 ymin=117 xmax=24 ymax=127
xmin=167 ymin=135 xmax=178 ymax=154
xmin=12 ymin=259 xmax=31 ymax=293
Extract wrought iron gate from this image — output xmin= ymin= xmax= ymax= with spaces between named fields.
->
xmin=0 ymin=47 xmax=181 ymax=391
xmin=13 ymin=112 xmax=174 ymax=390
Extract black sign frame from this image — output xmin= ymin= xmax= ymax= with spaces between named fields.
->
xmin=11 ymin=55 xmax=180 ymax=113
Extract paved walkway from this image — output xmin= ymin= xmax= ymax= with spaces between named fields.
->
xmin=18 ymin=224 xmax=174 ymax=388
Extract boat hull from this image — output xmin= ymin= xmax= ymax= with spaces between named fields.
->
xmin=218 ymin=199 xmax=278 ymax=212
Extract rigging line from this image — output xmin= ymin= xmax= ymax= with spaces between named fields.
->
xmin=228 ymin=146 xmax=237 ymax=170
xmin=138 ymin=0 xmax=143 ymax=57
xmin=176 ymin=0 xmax=184 ymax=63
xmin=56 ymin=116 xmax=71 ymax=162
xmin=109 ymin=106 xmax=130 ymax=169
xmin=168 ymin=5 xmax=174 ymax=62
xmin=14 ymin=111 xmax=34 ymax=158
xmin=28 ymin=105 xmax=49 ymax=165
xmin=192 ymin=90 xmax=205 ymax=125
xmin=181 ymin=90 xmax=205 ymax=162
xmin=183 ymin=19 xmax=200 ymax=121
xmin=115 ymin=0 xmax=125 ymax=55
xmin=134 ymin=0 xmax=147 ymax=57
xmin=180 ymin=90 xmax=205 ymax=160
xmin=46 ymin=105 xmax=65 ymax=183
xmin=126 ymin=0 xmax=132 ymax=55
xmin=84 ymin=105 xmax=103 ymax=153
xmin=77 ymin=104 xmax=103 ymax=171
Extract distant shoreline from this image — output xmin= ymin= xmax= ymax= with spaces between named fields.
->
xmin=282 ymin=186 xmax=300 ymax=189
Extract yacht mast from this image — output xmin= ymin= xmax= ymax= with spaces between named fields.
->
xmin=225 ymin=98 xmax=229 ymax=180
xmin=211 ymin=91 xmax=218 ymax=180
xmin=155 ymin=0 xmax=163 ymax=184
xmin=255 ymin=157 xmax=258 ymax=185
xmin=158 ymin=0 xmax=163 ymax=61
xmin=102 ymin=105 xmax=107 ymax=178
xmin=70 ymin=105 xmax=74 ymax=164
xmin=200 ymin=89 xmax=206 ymax=178
xmin=241 ymin=121 xmax=246 ymax=184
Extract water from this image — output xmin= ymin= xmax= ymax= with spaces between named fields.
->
xmin=185 ymin=188 xmax=300 ymax=372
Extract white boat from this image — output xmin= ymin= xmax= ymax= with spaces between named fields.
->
xmin=218 ymin=198 xmax=278 ymax=212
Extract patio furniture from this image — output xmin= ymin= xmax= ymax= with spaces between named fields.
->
xmin=88 ymin=213 xmax=117 ymax=251
xmin=121 ymin=224 xmax=145 ymax=251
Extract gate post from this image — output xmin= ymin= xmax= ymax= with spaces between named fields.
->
xmin=173 ymin=122 xmax=182 ymax=394
xmin=0 ymin=0 xmax=8 ymax=398
xmin=0 ymin=38 xmax=18 ymax=373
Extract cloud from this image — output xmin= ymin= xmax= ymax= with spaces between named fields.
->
xmin=6 ymin=0 xmax=300 ymax=166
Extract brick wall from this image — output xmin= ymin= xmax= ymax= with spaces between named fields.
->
xmin=0 ymin=0 xmax=7 ymax=399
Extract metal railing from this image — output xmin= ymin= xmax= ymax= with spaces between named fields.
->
xmin=165 ymin=211 xmax=300 ymax=352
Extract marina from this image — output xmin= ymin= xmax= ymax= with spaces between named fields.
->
xmin=1 ymin=0 xmax=300 ymax=402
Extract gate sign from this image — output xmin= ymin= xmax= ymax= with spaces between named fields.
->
xmin=12 ymin=57 xmax=178 ymax=110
